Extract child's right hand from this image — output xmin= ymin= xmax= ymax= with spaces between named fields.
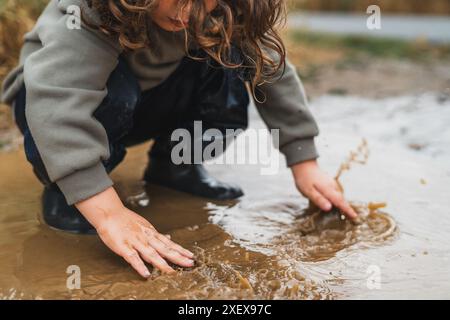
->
xmin=75 ymin=187 xmax=195 ymax=278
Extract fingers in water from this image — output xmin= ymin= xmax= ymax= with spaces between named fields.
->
xmin=122 ymin=248 xmax=151 ymax=279
xmin=316 ymin=184 xmax=358 ymax=219
xmin=149 ymin=236 xmax=195 ymax=268
xmin=309 ymin=188 xmax=333 ymax=212
xmin=134 ymin=242 xmax=175 ymax=274
xmin=156 ymin=233 xmax=195 ymax=259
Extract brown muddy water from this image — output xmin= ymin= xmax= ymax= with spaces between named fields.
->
xmin=0 ymin=93 xmax=449 ymax=299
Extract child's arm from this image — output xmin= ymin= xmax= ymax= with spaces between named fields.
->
xmin=254 ymin=56 xmax=357 ymax=219
xmin=75 ymin=187 xmax=195 ymax=278
xmin=22 ymin=2 xmax=195 ymax=277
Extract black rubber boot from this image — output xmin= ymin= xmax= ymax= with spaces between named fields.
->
xmin=143 ymin=156 xmax=244 ymax=200
xmin=41 ymin=184 xmax=96 ymax=235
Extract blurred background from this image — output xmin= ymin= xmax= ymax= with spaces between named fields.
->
xmin=291 ymin=0 xmax=450 ymax=14
xmin=0 ymin=0 xmax=449 ymax=151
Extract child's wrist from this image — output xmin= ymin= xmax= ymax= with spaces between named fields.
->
xmin=291 ymin=159 xmax=318 ymax=177
xmin=74 ymin=187 xmax=126 ymax=229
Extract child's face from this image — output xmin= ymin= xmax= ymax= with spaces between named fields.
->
xmin=150 ymin=0 xmax=218 ymax=32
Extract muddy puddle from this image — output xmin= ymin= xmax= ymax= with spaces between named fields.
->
xmin=0 ymin=93 xmax=449 ymax=299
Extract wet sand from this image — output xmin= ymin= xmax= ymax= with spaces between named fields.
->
xmin=0 ymin=94 xmax=449 ymax=299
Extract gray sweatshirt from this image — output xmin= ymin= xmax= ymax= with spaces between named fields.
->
xmin=1 ymin=0 xmax=319 ymax=206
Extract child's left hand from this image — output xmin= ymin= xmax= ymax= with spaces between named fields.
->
xmin=291 ymin=159 xmax=358 ymax=219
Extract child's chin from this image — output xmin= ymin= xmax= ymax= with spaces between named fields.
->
xmin=155 ymin=22 xmax=186 ymax=32
xmin=170 ymin=26 xmax=186 ymax=32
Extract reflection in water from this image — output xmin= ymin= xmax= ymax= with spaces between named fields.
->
xmin=0 ymin=93 xmax=449 ymax=299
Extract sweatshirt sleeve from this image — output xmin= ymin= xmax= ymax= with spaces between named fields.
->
xmin=254 ymin=56 xmax=320 ymax=167
xmin=23 ymin=1 xmax=122 ymax=205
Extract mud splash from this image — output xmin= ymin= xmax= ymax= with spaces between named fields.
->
xmin=0 ymin=93 xmax=449 ymax=299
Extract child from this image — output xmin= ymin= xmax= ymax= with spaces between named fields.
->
xmin=1 ymin=0 xmax=357 ymax=278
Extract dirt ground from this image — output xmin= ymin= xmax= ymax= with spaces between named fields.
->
xmin=302 ymin=58 xmax=450 ymax=99
xmin=283 ymin=31 xmax=450 ymax=99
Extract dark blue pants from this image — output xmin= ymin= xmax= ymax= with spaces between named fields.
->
xmin=13 ymin=52 xmax=249 ymax=190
